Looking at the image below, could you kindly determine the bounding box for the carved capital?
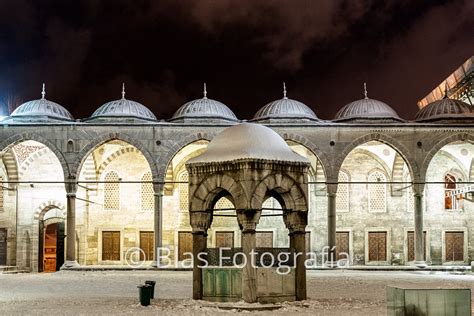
[236,209,261,233]
[284,211,308,234]
[65,175,78,195]
[190,211,212,233]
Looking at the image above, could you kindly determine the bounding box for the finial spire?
[121,83,125,99]
[283,82,287,99]
[41,83,46,99]
[203,82,207,98]
[363,82,368,99]
[443,81,448,99]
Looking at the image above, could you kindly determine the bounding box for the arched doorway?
[38,208,65,272]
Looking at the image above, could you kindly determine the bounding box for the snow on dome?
[170,83,237,121]
[415,98,474,122]
[10,84,73,121]
[253,83,318,121]
[187,123,309,164]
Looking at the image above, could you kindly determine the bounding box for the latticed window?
[104,171,120,210]
[215,197,234,210]
[368,171,387,213]
[141,172,154,211]
[0,176,3,210]
[179,172,189,212]
[406,175,415,212]
[336,171,350,212]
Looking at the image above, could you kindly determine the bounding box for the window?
[141,172,153,211]
[0,176,3,210]
[215,197,234,210]
[215,232,234,248]
[104,171,120,210]
[368,171,387,212]
[178,172,189,212]
[445,174,463,210]
[336,171,350,212]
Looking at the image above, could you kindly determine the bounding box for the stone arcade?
[0,80,473,274]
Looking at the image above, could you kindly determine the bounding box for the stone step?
[0,266,30,274]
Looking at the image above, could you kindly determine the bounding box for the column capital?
[65,175,78,195]
[190,211,212,233]
[236,209,261,233]
[283,211,308,234]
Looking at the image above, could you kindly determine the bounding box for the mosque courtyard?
[0,270,473,315]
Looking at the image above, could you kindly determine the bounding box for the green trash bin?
[138,284,152,306]
[145,281,156,299]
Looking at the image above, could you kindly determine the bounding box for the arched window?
[0,176,3,210]
[368,170,387,213]
[445,173,462,210]
[141,172,153,211]
[336,170,350,212]
[104,171,120,210]
[179,171,189,212]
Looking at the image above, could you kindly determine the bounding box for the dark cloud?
[0,0,472,120]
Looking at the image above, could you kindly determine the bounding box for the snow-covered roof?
[187,123,309,164]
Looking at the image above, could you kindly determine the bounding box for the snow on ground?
[1,270,474,315]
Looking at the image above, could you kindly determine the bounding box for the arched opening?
[161,140,209,262]
[338,140,414,265]
[425,141,473,264]
[76,139,154,265]
[0,139,66,270]
[38,207,65,273]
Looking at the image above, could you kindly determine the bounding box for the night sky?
[0,0,472,120]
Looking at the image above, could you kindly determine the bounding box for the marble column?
[152,184,163,267]
[414,188,426,267]
[62,177,79,268]
[192,231,207,299]
[293,230,307,300]
[326,185,337,266]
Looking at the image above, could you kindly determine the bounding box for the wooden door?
[178,232,193,261]
[407,231,426,262]
[215,232,234,248]
[368,232,387,262]
[56,222,65,271]
[336,232,350,260]
[256,232,273,248]
[140,231,154,261]
[445,232,464,261]
[102,231,120,261]
[0,228,6,265]
[43,223,57,272]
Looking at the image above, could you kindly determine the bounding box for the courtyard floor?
[1,270,473,315]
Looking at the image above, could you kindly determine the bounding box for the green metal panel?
[387,286,471,316]
[202,268,242,302]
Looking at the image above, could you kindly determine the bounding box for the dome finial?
[443,81,448,99]
[364,82,368,99]
[41,83,46,99]
[203,82,207,99]
[121,83,126,99]
[283,82,288,99]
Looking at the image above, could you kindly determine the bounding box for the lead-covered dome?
[415,97,474,122]
[86,85,157,122]
[253,84,318,122]
[170,85,237,122]
[9,85,73,122]
[187,123,309,164]
[334,85,402,123]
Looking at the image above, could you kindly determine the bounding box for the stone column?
[413,183,426,267]
[293,230,307,300]
[190,211,211,300]
[237,209,261,303]
[152,183,163,267]
[62,176,79,269]
[327,181,338,266]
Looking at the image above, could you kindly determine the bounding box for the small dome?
[10,85,73,121]
[253,98,318,121]
[253,84,318,121]
[334,98,402,122]
[90,99,157,121]
[187,123,309,164]
[88,84,157,121]
[415,98,474,122]
[171,98,237,121]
